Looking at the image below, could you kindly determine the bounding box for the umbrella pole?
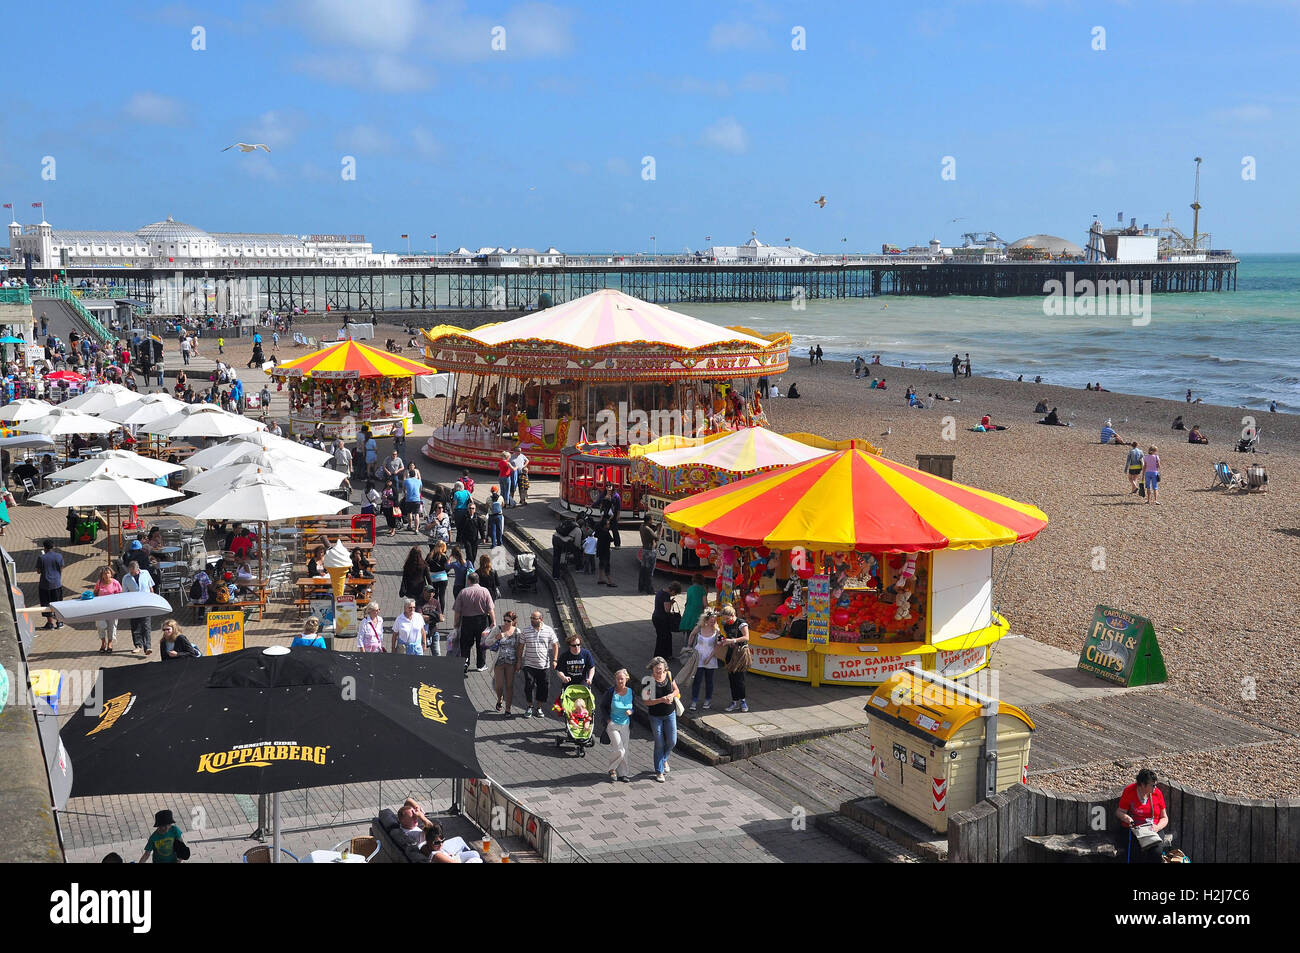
[273,791,281,863]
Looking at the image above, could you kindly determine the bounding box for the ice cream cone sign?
[324,541,352,598]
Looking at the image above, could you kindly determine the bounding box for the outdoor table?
[155,545,182,556]
[302,850,367,864]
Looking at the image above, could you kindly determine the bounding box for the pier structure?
[17,258,1237,314]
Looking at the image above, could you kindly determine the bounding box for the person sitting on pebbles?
[1188,424,1209,445]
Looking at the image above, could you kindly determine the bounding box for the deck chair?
[1211,461,1244,490]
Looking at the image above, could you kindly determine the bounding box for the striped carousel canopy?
[634,428,866,476]
[271,340,435,380]
[662,448,1048,553]
[428,289,778,351]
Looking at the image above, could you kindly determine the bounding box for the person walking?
[486,486,504,548]
[451,571,495,674]
[425,539,450,613]
[36,539,66,630]
[652,581,682,659]
[719,604,751,712]
[519,610,558,719]
[1143,445,1161,505]
[475,553,501,600]
[1125,442,1145,494]
[556,633,595,689]
[217,335,224,355]
[598,668,636,783]
[951,353,961,378]
[485,611,522,716]
[402,464,424,534]
[644,656,680,782]
[497,451,515,506]
[180,336,191,366]
[637,512,658,594]
[463,502,483,565]
[508,447,529,505]
[679,572,707,637]
[139,809,187,864]
[964,353,972,378]
[121,558,156,655]
[380,478,399,537]
[595,516,616,587]
[391,599,428,655]
[448,545,470,600]
[358,602,385,652]
[399,546,428,601]
[600,482,622,548]
[92,566,122,653]
[687,608,722,711]
[428,500,451,546]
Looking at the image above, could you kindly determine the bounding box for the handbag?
[173,837,190,861]
[600,728,610,745]
[673,696,686,717]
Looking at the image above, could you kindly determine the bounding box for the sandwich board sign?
[1077,605,1166,687]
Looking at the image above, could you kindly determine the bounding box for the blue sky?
[2,0,1297,253]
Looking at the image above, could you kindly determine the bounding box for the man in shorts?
[401,464,424,534]
[1125,442,1144,494]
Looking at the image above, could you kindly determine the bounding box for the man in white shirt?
[121,559,157,655]
[391,599,427,655]
[332,439,352,473]
[518,610,558,718]
[508,448,529,507]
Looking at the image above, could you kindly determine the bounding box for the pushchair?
[553,683,597,757]
[510,552,539,593]
[1236,429,1260,453]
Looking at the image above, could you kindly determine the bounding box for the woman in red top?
[1115,768,1169,862]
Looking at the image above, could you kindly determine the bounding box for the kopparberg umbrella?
[60,646,481,861]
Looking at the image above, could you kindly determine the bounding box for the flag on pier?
[32,202,42,208]
[400,234,409,239]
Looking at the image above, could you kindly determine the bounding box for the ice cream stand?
[662,449,1048,687]
[629,427,876,574]
[270,340,434,438]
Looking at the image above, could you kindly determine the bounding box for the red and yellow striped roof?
[271,340,435,379]
[663,449,1048,553]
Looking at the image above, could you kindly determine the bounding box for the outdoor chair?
[331,836,381,862]
[20,478,36,502]
[242,845,299,863]
[1212,461,1244,491]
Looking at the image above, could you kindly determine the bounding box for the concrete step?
[838,795,949,862]
[813,813,924,863]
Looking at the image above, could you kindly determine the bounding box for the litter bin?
[864,668,1033,833]
[915,454,955,480]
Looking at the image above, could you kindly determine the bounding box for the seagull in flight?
[814,195,827,208]
[223,143,271,153]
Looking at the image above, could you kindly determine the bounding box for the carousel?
[663,449,1048,687]
[629,427,875,573]
[270,340,434,438]
[420,289,790,477]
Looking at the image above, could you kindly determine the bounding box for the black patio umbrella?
[60,645,481,860]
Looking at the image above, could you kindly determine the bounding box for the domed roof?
[137,215,212,243]
[1010,234,1083,256]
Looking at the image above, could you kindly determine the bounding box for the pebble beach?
[763,360,1300,796]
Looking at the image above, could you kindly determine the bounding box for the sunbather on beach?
[1188,425,1209,444]
[978,415,1008,431]
[1037,407,1070,426]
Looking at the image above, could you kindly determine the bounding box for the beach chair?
[1211,462,1244,491]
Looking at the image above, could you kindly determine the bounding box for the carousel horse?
[485,384,500,415]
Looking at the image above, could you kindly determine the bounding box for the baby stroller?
[1236,429,1260,453]
[553,683,597,757]
[510,552,538,593]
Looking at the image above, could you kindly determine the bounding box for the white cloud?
[1211,104,1272,122]
[124,92,186,126]
[700,116,748,153]
[412,127,442,159]
[605,157,630,175]
[566,159,592,175]
[294,0,422,51]
[506,2,575,56]
[238,157,279,182]
[737,72,787,94]
[708,21,767,51]
[371,57,436,92]
[241,110,307,150]
[337,124,396,154]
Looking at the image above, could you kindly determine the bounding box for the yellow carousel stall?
[270,340,435,438]
[421,289,789,476]
[663,449,1049,687]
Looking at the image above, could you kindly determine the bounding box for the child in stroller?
[510,552,538,593]
[553,683,597,756]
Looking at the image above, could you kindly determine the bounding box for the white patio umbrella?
[0,434,57,451]
[47,450,184,483]
[0,398,55,421]
[181,452,345,494]
[100,392,187,426]
[167,472,348,523]
[61,383,144,415]
[143,404,264,439]
[17,407,119,436]
[184,431,333,469]
[32,473,183,509]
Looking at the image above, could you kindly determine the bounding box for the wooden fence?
[948,782,1300,863]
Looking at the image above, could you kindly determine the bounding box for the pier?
[20,257,1237,313]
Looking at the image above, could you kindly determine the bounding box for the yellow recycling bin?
[864,668,1034,833]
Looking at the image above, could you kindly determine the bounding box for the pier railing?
[0,288,32,304]
[34,284,115,344]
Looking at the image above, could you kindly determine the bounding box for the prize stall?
[663,449,1048,687]
[270,340,434,438]
[421,289,789,477]
[629,427,875,574]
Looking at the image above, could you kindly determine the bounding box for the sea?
[687,254,1300,414]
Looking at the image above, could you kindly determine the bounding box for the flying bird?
[223,143,271,153]
[814,195,827,208]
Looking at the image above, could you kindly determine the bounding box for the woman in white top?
[485,610,522,716]
[688,608,722,711]
[391,599,427,655]
[428,502,451,544]
[358,602,385,653]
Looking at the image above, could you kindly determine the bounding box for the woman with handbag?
[475,553,501,601]
[687,608,723,711]
[426,539,450,612]
[651,581,682,659]
[598,668,635,783]
[718,604,751,713]
[644,656,681,783]
[381,479,400,537]
[485,610,522,716]
[358,602,385,653]
[399,546,428,600]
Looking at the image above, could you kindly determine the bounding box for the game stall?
[662,449,1049,687]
